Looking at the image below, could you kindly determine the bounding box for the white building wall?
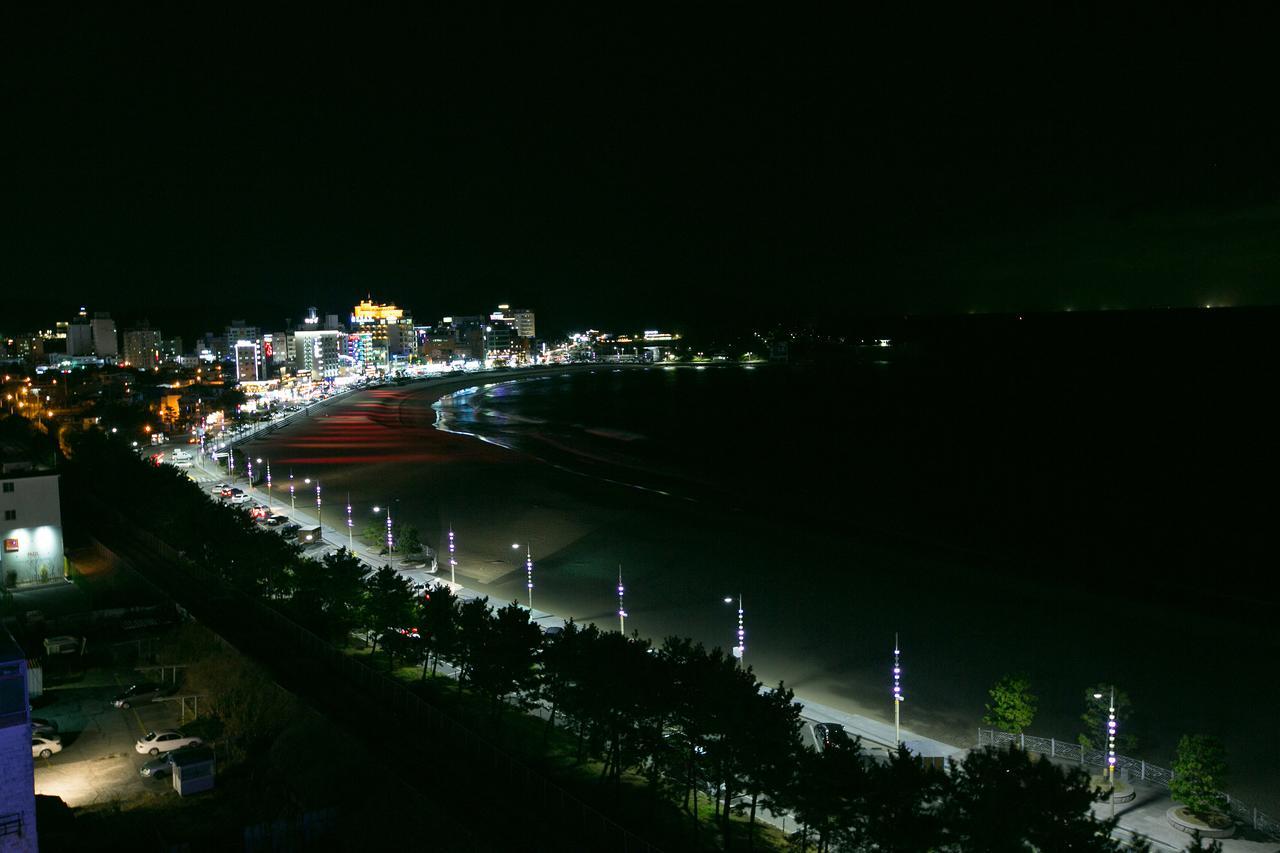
[0,474,65,586]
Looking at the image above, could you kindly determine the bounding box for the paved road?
[32,667,188,807]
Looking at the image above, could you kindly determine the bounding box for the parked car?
[112,682,167,709]
[43,635,81,655]
[31,717,58,735]
[278,522,301,538]
[265,515,289,527]
[32,733,62,759]
[139,747,196,779]
[136,729,202,756]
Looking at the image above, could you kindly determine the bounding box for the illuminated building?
[90,312,118,358]
[292,329,342,380]
[123,327,163,368]
[0,459,65,587]
[233,340,261,382]
[350,298,412,369]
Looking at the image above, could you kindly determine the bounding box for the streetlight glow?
[448,525,456,585]
[893,633,905,747]
[525,545,534,610]
[617,566,627,634]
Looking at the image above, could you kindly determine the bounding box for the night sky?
[4,7,1279,338]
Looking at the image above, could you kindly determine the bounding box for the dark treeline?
[57,427,1178,851]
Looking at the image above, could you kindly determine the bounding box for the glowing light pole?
[893,633,905,747]
[246,456,253,493]
[448,525,457,584]
[513,543,533,609]
[386,503,394,554]
[289,469,296,510]
[315,480,322,527]
[264,460,272,508]
[346,492,353,547]
[724,594,745,667]
[1095,688,1118,816]
[617,566,627,634]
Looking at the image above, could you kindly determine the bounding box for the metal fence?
[977,728,1279,839]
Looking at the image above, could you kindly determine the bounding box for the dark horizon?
[5,8,1280,337]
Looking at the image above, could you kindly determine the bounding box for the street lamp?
[315,480,322,527]
[893,634,905,748]
[246,457,254,493]
[448,525,457,584]
[617,566,627,634]
[724,594,744,666]
[289,469,295,509]
[264,460,272,508]
[346,492,353,547]
[512,543,533,609]
[1093,689,1118,816]
[373,504,396,554]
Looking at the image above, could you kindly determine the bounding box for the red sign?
[264,341,274,358]
[3,539,18,553]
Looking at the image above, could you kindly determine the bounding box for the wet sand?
[242,371,1280,810]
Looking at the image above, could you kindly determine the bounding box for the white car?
[136,730,202,756]
[228,493,252,505]
[210,483,231,495]
[32,734,63,759]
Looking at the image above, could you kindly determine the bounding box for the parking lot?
[32,667,189,806]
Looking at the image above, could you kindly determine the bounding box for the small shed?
[170,747,216,796]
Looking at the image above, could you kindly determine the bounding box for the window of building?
[1,482,12,493]
[3,510,14,521]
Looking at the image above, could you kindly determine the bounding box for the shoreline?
[232,367,1280,812]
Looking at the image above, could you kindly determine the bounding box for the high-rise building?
[66,308,93,357]
[233,340,261,383]
[91,312,118,358]
[350,298,411,368]
[225,320,260,349]
[293,329,342,381]
[123,327,163,368]
[512,308,536,339]
[492,305,536,339]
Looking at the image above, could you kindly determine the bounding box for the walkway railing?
[977,728,1279,839]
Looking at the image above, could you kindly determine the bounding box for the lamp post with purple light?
[289,469,295,510]
[724,594,744,667]
[893,633,904,748]
[617,567,627,634]
[448,525,457,584]
[346,492,353,547]
[511,543,533,609]
[264,460,272,508]
[373,504,395,554]
[1094,688,1118,816]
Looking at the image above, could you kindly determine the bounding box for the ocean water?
[434,351,1275,597]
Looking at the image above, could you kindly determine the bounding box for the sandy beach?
[240,369,1280,810]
